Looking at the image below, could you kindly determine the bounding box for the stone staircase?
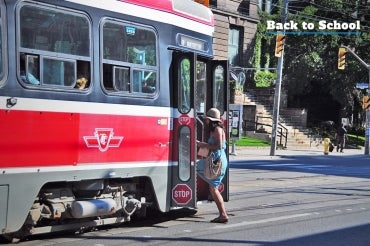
[236,89,322,150]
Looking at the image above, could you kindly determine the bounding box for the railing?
[244,116,288,148]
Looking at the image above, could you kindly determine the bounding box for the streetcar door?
[170,51,197,208]
[196,60,229,202]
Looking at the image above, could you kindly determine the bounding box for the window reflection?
[179,58,191,113]
[195,61,206,113]
[43,58,75,86]
[178,126,191,181]
[213,65,225,112]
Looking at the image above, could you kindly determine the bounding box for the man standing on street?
[336,124,347,153]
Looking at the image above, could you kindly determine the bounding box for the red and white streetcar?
[0,0,229,241]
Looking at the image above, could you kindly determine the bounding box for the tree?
[254,0,370,127]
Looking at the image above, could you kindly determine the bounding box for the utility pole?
[367,69,370,155]
[342,46,370,155]
[270,0,288,156]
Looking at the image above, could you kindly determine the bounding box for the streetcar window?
[178,126,191,182]
[20,54,40,85]
[195,61,206,113]
[102,19,158,96]
[17,3,91,90]
[213,65,225,113]
[132,70,156,94]
[0,2,6,85]
[43,58,75,87]
[179,58,191,113]
[113,66,130,92]
[19,5,89,56]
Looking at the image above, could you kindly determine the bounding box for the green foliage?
[256,0,370,126]
[253,33,262,69]
[348,126,365,136]
[127,46,156,66]
[252,10,276,71]
[229,79,236,103]
[303,51,322,68]
[254,71,276,87]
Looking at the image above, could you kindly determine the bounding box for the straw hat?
[205,108,222,122]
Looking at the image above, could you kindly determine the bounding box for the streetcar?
[0,0,229,241]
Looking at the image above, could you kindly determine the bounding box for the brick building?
[208,0,260,67]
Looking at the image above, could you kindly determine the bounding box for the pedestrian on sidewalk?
[335,124,347,153]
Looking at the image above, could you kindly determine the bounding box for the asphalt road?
[230,146,370,178]
[8,147,370,246]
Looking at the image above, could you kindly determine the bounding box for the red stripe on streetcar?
[0,110,170,168]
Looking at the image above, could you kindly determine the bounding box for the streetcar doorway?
[196,60,229,202]
[170,51,229,208]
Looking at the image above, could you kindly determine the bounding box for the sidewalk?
[229,146,365,161]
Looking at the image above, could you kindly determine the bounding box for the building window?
[238,0,250,16]
[228,26,243,66]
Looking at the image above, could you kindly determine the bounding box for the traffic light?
[363,96,370,109]
[193,0,209,6]
[338,47,347,70]
[274,34,285,57]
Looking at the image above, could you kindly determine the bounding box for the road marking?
[259,163,329,168]
[213,213,312,229]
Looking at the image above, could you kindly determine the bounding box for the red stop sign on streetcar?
[178,115,190,125]
[172,184,192,205]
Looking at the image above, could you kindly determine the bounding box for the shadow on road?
[230,152,370,179]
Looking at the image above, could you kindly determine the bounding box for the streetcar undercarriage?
[3,177,155,243]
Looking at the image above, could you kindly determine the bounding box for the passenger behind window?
[21,71,40,85]
[75,61,90,89]
[142,79,155,93]
[20,53,40,85]
[75,76,89,89]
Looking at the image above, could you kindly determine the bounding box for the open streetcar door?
[171,51,198,208]
[170,51,229,208]
[196,60,229,202]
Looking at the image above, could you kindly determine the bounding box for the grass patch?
[347,134,365,148]
[230,137,270,147]
[348,134,365,141]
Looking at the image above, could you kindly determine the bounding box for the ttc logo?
[83,128,124,152]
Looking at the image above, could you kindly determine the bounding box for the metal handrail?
[245,116,288,148]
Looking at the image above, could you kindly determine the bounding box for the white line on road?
[214,213,313,229]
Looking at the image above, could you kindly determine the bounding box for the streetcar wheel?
[2,233,22,243]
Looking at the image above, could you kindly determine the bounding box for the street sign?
[356,83,368,89]
[172,184,192,205]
